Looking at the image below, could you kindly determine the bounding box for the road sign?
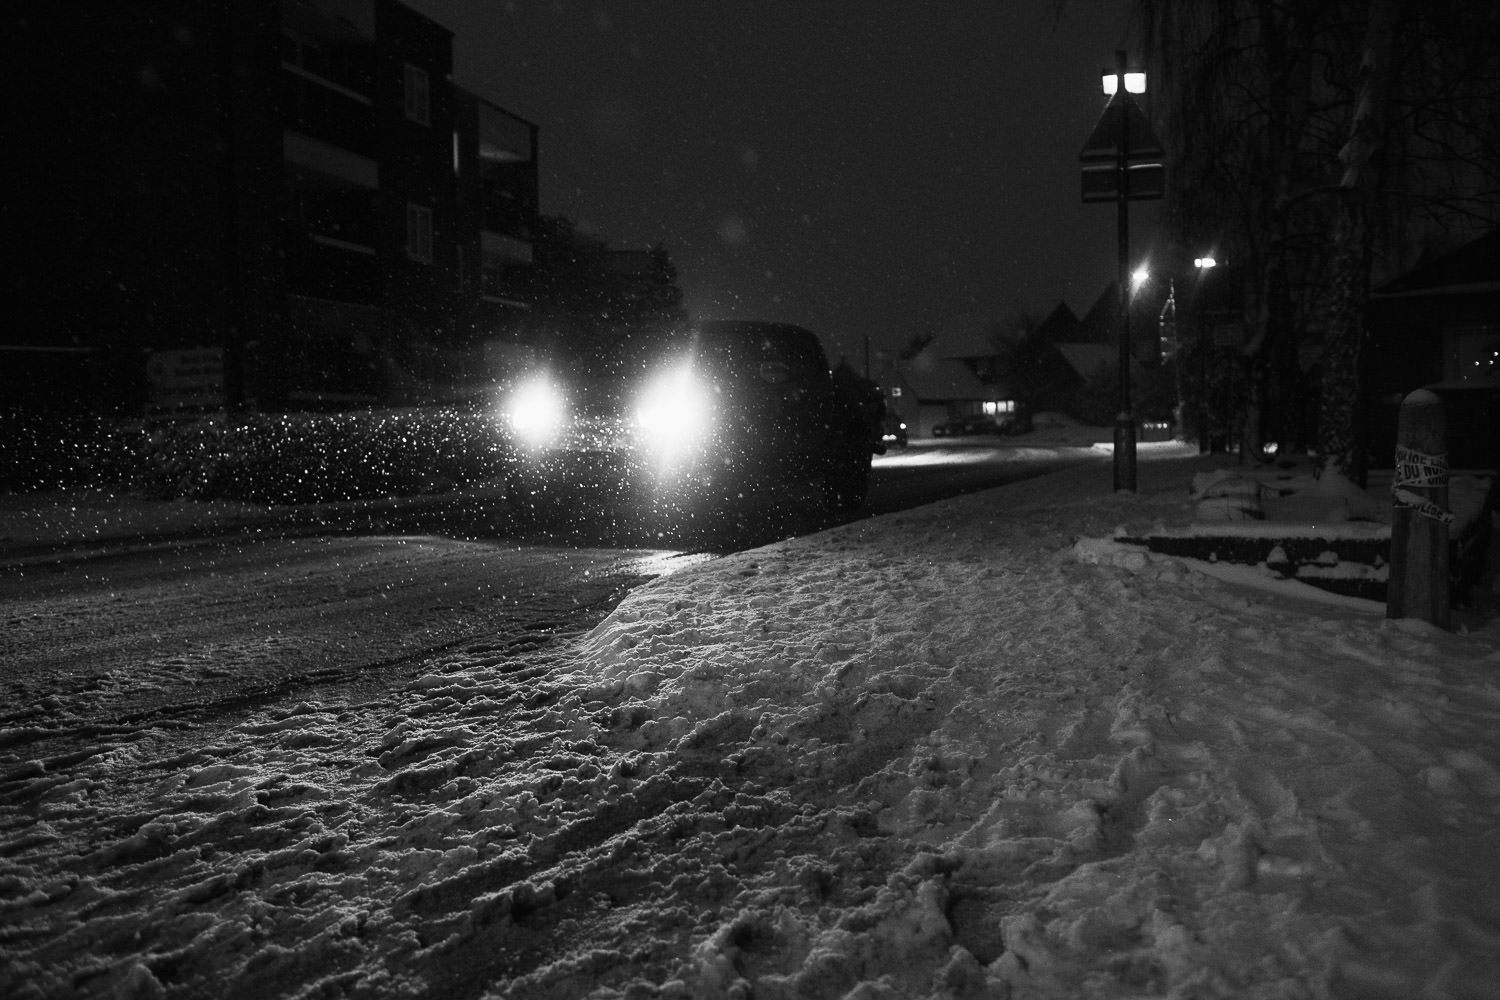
[1079,92,1164,162]
[146,347,225,415]
[1081,162,1164,202]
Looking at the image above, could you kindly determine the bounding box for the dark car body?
[932,414,1005,437]
[501,320,875,512]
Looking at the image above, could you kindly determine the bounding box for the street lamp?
[1080,51,1163,490]
[1131,264,1152,293]
[1108,52,1143,492]
[1102,70,1147,96]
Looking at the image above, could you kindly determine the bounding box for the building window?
[404,63,430,125]
[406,203,433,263]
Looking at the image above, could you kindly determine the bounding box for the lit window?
[404,63,430,125]
[406,203,433,263]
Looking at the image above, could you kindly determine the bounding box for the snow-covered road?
[0,535,675,755]
[2,442,1497,999]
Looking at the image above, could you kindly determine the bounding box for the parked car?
[500,319,877,513]
[932,414,1005,437]
[880,415,909,450]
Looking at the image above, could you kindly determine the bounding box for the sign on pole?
[1079,93,1164,162]
[1081,162,1164,202]
[147,347,226,417]
[1079,92,1165,203]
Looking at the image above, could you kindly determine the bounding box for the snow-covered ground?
[2,433,1499,999]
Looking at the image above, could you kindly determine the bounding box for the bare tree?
[1134,0,1500,482]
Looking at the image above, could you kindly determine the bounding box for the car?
[499,319,876,514]
[932,414,1005,437]
[880,415,909,449]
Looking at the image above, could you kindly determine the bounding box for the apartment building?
[7,0,538,414]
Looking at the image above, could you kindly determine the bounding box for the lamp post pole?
[1193,256,1218,452]
[1112,50,1137,493]
[1082,51,1161,490]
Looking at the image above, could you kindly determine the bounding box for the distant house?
[981,298,1121,419]
[1031,302,1104,411]
[878,353,997,437]
[894,313,1021,429]
[889,292,1180,435]
[1367,229,1500,469]
[924,313,1005,382]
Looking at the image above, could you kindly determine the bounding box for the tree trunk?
[1320,190,1371,484]
[1317,0,1399,487]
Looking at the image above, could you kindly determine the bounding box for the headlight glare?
[506,375,567,449]
[635,365,712,466]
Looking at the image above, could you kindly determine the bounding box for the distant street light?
[1102,70,1147,96]
[1194,255,1223,453]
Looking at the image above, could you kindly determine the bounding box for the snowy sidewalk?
[2,443,1498,999]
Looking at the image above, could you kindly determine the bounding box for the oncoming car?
[498,320,876,516]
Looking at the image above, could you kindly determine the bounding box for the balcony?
[284,229,379,305]
[280,64,374,159]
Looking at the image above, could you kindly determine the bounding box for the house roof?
[1034,302,1082,345]
[1374,230,1500,297]
[889,353,992,402]
[926,312,1000,360]
[1078,284,1119,345]
[1056,343,1114,381]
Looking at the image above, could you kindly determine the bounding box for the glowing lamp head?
[1102,71,1147,96]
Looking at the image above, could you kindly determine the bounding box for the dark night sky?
[405,1,1158,364]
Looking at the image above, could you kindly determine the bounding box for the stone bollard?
[1386,389,1451,629]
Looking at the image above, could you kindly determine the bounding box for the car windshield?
[691,323,828,380]
[539,322,830,386]
[533,324,684,383]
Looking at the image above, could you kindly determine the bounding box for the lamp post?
[1081,52,1162,490]
[1108,53,1145,492]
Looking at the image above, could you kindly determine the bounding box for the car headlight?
[634,364,714,467]
[505,374,568,449]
